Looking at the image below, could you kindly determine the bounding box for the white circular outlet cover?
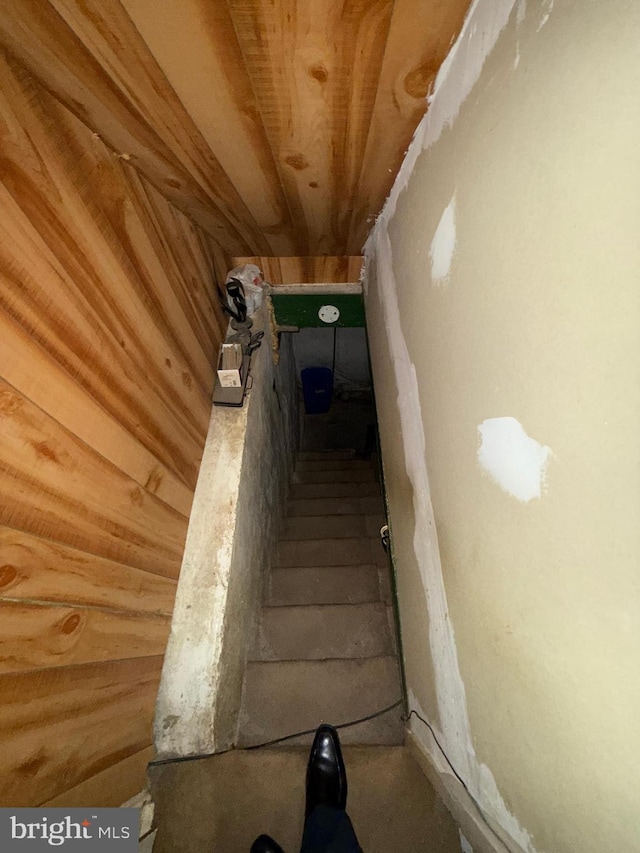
[318,304,340,324]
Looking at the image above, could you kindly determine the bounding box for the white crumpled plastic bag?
[224,263,265,317]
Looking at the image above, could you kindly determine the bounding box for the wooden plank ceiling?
[0,0,472,260]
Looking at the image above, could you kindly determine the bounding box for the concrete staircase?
[237,451,404,748]
[150,450,462,851]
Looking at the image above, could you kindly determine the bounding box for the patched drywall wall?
[155,316,297,756]
[365,1,640,852]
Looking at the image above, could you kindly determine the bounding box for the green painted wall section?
[271,294,365,327]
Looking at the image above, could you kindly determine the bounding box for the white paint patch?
[477,417,551,502]
[460,832,474,853]
[514,42,521,68]
[430,196,456,285]
[537,0,554,31]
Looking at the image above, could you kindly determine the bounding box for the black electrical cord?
[147,700,508,847]
[332,325,337,379]
[401,709,470,793]
[148,700,403,768]
[246,699,403,750]
[403,708,509,848]
[148,747,234,769]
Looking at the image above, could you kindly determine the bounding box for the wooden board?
[0,601,170,674]
[0,657,162,806]
[348,0,471,250]
[43,745,155,808]
[0,58,217,489]
[271,294,365,328]
[228,0,393,255]
[121,0,298,256]
[0,0,268,254]
[0,378,187,578]
[0,527,176,615]
[233,256,363,285]
[0,55,228,807]
[0,309,193,517]
[0,0,472,255]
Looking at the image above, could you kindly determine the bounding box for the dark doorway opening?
[290,326,376,456]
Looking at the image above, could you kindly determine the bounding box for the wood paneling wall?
[0,54,226,806]
[232,256,363,285]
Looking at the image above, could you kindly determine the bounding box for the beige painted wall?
[365,1,640,851]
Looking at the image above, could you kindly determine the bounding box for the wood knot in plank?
[32,442,60,464]
[145,468,164,494]
[404,63,437,99]
[285,153,309,171]
[130,487,144,507]
[0,390,23,416]
[60,613,82,635]
[309,63,328,83]
[0,565,18,589]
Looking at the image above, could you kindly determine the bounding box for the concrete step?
[365,515,387,537]
[253,603,393,661]
[378,565,393,604]
[280,514,368,540]
[238,657,404,747]
[280,514,385,540]
[267,565,381,606]
[297,450,357,461]
[289,482,381,500]
[296,459,373,472]
[286,495,385,517]
[291,469,375,484]
[150,746,461,853]
[274,537,373,568]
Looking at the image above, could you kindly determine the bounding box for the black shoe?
[305,724,347,819]
[250,834,284,853]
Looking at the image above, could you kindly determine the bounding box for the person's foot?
[250,834,285,853]
[305,724,347,819]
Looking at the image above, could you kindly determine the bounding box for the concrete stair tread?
[297,450,357,461]
[150,746,461,853]
[253,602,393,661]
[281,514,366,540]
[268,565,381,606]
[286,495,385,516]
[291,469,375,484]
[238,657,404,747]
[289,482,382,499]
[280,514,386,541]
[296,459,373,471]
[274,537,374,568]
